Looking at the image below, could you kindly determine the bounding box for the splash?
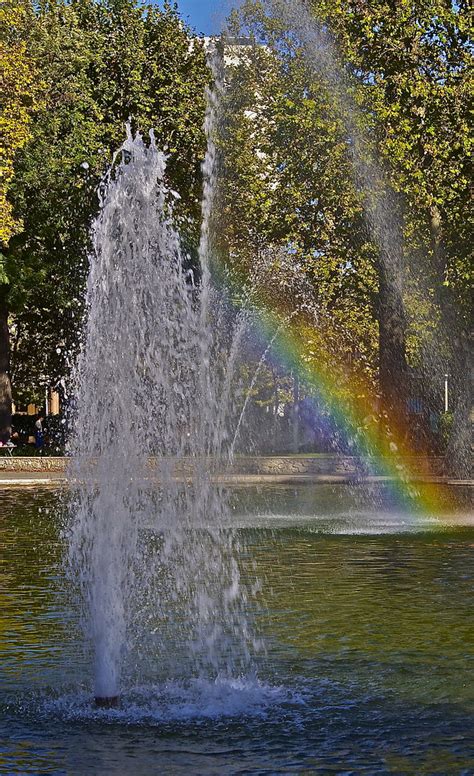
[66,127,255,702]
[42,678,298,725]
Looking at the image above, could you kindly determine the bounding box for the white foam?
[41,677,305,725]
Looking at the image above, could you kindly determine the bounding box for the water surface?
[1,486,473,775]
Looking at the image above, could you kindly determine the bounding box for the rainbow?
[222,281,452,517]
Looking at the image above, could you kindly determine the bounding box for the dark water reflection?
[1,486,473,775]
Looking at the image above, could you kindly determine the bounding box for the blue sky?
[162,1,235,35]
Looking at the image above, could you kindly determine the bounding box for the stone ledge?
[226,455,448,476]
[0,456,69,472]
[0,454,451,476]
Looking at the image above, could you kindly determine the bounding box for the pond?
[1,485,473,775]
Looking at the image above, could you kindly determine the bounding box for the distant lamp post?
[444,374,449,413]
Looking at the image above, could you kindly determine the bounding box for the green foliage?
[218,34,380,404]
[306,0,473,326]
[0,0,42,247]
[222,1,471,434]
[438,411,454,450]
[3,0,209,400]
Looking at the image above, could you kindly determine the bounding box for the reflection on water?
[0,485,473,775]
[228,482,473,531]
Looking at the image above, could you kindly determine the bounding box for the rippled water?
[1,486,473,775]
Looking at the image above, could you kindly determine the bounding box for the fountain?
[63,30,395,708]
[63,3,464,709]
[66,121,254,706]
[1,5,472,773]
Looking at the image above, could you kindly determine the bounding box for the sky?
[162,1,235,35]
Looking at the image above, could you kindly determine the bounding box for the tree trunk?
[378,257,408,438]
[430,206,472,478]
[0,285,12,443]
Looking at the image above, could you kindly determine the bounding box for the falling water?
[265,0,469,475]
[64,3,418,706]
[266,1,410,420]
[66,125,255,703]
[266,0,405,290]
[233,0,411,462]
[198,41,261,460]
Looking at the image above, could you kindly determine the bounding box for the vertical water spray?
[197,42,226,458]
[68,130,176,703]
[266,0,404,277]
[67,123,256,705]
[198,40,255,461]
[264,0,408,424]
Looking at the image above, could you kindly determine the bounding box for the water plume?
[66,125,255,702]
[264,0,405,284]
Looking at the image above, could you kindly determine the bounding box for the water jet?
[67,123,253,702]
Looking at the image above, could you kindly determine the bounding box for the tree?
[0,0,43,440]
[214,34,381,456]
[0,0,41,246]
[0,0,209,438]
[226,1,472,464]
